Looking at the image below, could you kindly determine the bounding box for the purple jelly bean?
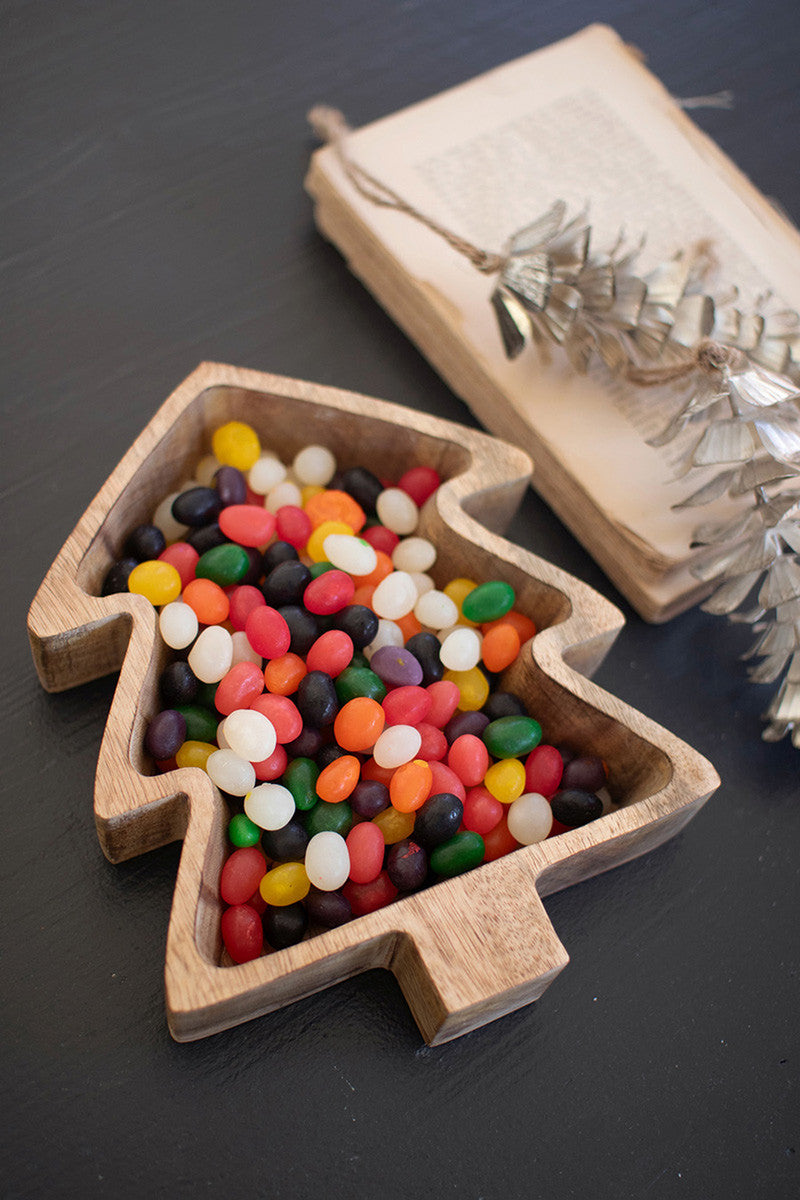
[369,645,423,688]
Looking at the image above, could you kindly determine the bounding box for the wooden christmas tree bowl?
[27,362,719,1044]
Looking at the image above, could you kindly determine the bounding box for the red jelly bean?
[245,605,291,659]
[425,680,461,728]
[397,465,441,507]
[228,584,266,631]
[361,757,396,787]
[342,871,398,916]
[275,504,312,549]
[303,570,356,615]
[361,525,399,555]
[215,661,264,715]
[482,814,521,862]
[345,822,385,884]
[427,760,466,803]
[220,846,268,906]
[447,734,490,787]
[305,629,354,676]
[525,744,564,797]
[250,693,303,744]
[158,541,199,588]
[382,685,432,727]
[416,722,448,762]
[252,743,288,781]
[221,904,263,963]
[218,504,276,547]
[463,784,503,835]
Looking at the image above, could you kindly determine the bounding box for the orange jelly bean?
[316,754,361,802]
[482,610,537,643]
[305,489,366,532]
[333,697,386,752]
[182,577,230,624]
[390,758,433,813]
[264,652,308,695]
[481,622,521,672]
[350,549,393,590]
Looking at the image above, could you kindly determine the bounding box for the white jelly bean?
[265,479,303,513]
[372,724,422,768]
[230,629,262,667]
[195,454,221,487]
[392,536,436,573]
[371,570,418,619]
[363,619,405,660]
[248,454,287,495]
[440,627,482,671]
[414,589,459,630]
[409,572,435,598]
[244,783,295,831]
[158,601,199,650]
[206,749,256,797]
[152,491,188,542]
[188,625,233,683]
[216,721,231,749]
[323,533,377,576]
[293,444,336,486]
[376,487,419,535]
[304,831,350,891]
[223,709,277,762]
[507,792,553,844]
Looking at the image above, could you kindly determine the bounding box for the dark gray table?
[3,3,798,1197]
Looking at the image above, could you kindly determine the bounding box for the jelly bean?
[524,744,564,796]
[334,665,387,705]
[220,846,267,905]
[440,627,483,671]
[259,861,310,906]
[482,609,537,643]
[442,666,490,711]
[296,671,339,728]
[363,619,404,660]
[332,604,379,650]
[414,792,464,848]
[381,684,431,727]
[483,715,543,759]
[176,739,216,771]
[183,577,230,625]
[308,561,335,580]
[262,816,309,862]
[262,560,311,606]
[339,467,383,514]
[362,524,400,555]
[461,579,515,624]
[303,570,356,615]
[231,629,262,667]
[152,491,188,541]
[278,605,320,656]
[127,560,183,606]
[342,871,398,916]
[404,632,444,685]
[244,782,295,831]
[303,799,353,839]
[429,831,485,877]
[158,601,199,650]
[212,420,261,471]
[266,479,303,513]
[248,454,286,495]
[194,455,220,486]
[227,584,266,632]
[215,662,264,715]
[292,444,336,486]
[330,698,385,759]
[125,522,167,561]
[350,779,390,820]
[484,758,526,804]
[160,660,199,706]
[392,536,436,573]
[186,522,228,555]
[172,486,222,528]
[376,487,419,534]
[416,722,448,762]
[483,691,528,721]
[264,901,308,949]
[245,605,291,659]
[323,533,377,576]
[425,680,461,729]
[427,760,467,804]
[157,542,199,589]
[462,785,503,835]
[282,757,320,811]
[373,724,422,769]
[370,645,423,689]
[371,571,418,620]
[361,757,396,787]
[221,904,263,963]
[481,814,521,861]
[264,652,308,696]
[551,788,604,827]
[253,743,288,782]
[264,539,299,569]
[389,759,432,813]
[101,556,139,595]
[145,709,187,760]
[386,839,428,891]
[372,805,415,844]
[346,822,385,884]
[561,755,607,793]
[442,577,479,624]
[275,503,312,549]
[173,704,218,744]
[447,734,490,787]
[218,504,276,548]
[414,588,459,630]
[481,622,522,672]
[206,749,257,796]
[305,631,353,678]
[306,519,354,563]
[507,792,553,844]
[188,625,233,683]
[195,542,251,586]
[228,812,262,847]
[316,754,361,803]
[306,889,352,928]
[397,465,441,506]
[305,489,366,533]
[305,830,350,891]
[444,710,489,743]
[223,709,277,762]
[395,610,422,643]
[350,548,394,591]
[214,464,248,506]
[285,726,323,759]
[250,693,303,744]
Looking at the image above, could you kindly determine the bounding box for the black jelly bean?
[561,755,607,793]
[444,710,490,744]
[186,522,230,554]
[264,902,308,950]
[262,560,311,606]
[316,743,351,769]
[101,556,139,596]
[124,523,166,561]
[213,465,247,506]
[551,788,604,827]
[296,671,339,727]
[386,839,428,891]
[413,792,464,848]
[404,631,444,685]
[159,660,199,706]
[339,466,384,514]
[240,547,264,587]
[285,725,324,758]
[144,709,187,760]
[306,889,352,928]
[262,540,299,571]
[482,690,528,721]
[350,779,390,820]
[171,486,222,527]
[333,603,380,650]
[261,817,309,862]
[279,605,320,656]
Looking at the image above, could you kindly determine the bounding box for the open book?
[305,23,800,622]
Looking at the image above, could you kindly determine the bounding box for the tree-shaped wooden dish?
[27,363,719,1044]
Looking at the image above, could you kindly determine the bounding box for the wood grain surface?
[3,3,799,1198]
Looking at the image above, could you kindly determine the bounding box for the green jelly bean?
[228,812,262,848]
[303,799,353,838]
[461,579,515,623]
[335,665,387,704]
[195,542,251,586]
[309,560,336,579]
[430,831,485,877]
[282,757,320,811]
[175,704,220,744]
[196,681,222,712]
[483,715,542,759]
[349,650,370,671]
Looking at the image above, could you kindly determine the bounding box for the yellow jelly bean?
[211,421,261,471]
[484,758,526,804]
[443,577,479,626]
[372,806,415,844]
[127,560,182,606]
[175,740,217,771]
[300,483,326,506]
[442,666,490,712]
[305,519,354,563]
[259,861,310,906]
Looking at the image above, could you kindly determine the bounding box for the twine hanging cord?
[625,338,747,386]
[308,105,505,274]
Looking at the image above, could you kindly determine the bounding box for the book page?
[311,24,800,571]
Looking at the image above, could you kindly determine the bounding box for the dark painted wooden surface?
[3,2,798,1196]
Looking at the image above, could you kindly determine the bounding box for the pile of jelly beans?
[102,419,610,964]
